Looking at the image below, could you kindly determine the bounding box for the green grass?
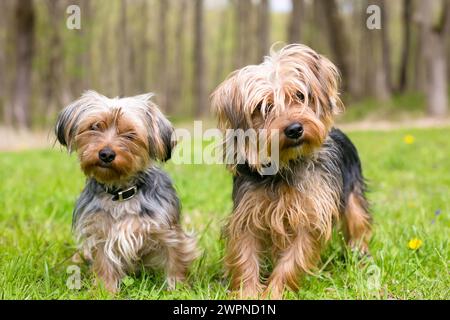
[0,127,449,299]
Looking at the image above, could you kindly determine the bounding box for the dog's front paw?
[167,275,186,291]
[261,289,284,300]
[230,284,265,300]
[92,275,120,294]
[71,250,93,265]
[261,282,286,300]
[71,252,84,264]
[348,241,371,259]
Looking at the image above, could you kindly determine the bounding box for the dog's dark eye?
[123,132,136,141]
[296,91,305,102]
[255,102,273,113]
[90,123,100,131]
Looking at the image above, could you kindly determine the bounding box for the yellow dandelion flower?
[403,135,415,144]
[408,238,423,250]
[407,202,416,208]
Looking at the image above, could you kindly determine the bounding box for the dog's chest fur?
[95,192,143,220]
[230,146,343,244]
[70,167,181,269]
[72,166,180,229]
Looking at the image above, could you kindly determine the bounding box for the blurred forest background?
[0,0,449,130]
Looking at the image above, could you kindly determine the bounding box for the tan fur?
[264,227,321,299]
[225,231,265,298]
[212,44,371,299]
[57,91,197,293]
[342,192,372,254]
[211,44,343,174]
[77,212,197,292]
[225,168,341,299]
[75,111,151,185]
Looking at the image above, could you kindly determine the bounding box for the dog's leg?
[342,191,372,254]
[155,226,198,290]
[264,229,321,299]
[71,243,94,264]
[225,232,264,299]
[76,212,122,292]
[93,216,145,293]
[92,244,123,293]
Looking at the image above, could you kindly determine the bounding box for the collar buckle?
[117,185,137,201]
[104,185,138,202]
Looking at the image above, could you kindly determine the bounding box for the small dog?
[211,44,372,299]
[55,91,197,293]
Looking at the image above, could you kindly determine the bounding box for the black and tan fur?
[211,44,372,299]
[55,91,198,293]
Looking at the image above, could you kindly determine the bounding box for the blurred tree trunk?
[317,0,352,94]
[214,3,231,85]
[68,0,90,99]
[169,0,188,113]
[98,4,114,97]
[379,0,392,96]
[350,0,365,99]
[257,0,270,61]
[287,0,303,44]
[44,0,63,121]
[12,0,35,129]
[448,12,450,84]
[118,0,128,96]
[360,0,390,101]
[310,0,327,53]
[194,0,207,117]
[0,0,10,125]
[363,3,375,97]
[157,0,169,110]
[417,0,449,116]
[127,5,137,94]
[138,0,150,93]
[82,0,92,91]
[365,0,391,101]
[414,12,427,92]
[398,0,412,92]
[233,0,252,68]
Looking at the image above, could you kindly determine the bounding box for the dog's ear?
[137,94,175,162]
[211,72,246,130]
[151,114,175,162]
[279,44,344,117]
[55,95,85,151]
[55,107,71,148]
[55,90,105,152]
[316,55,344,115]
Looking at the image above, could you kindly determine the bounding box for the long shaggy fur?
[211,44,372,299]
[211,44,344,174]
[55,91,198,292]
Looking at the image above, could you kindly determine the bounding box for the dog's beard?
[77,143,148,185]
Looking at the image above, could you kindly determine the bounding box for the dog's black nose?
[98,147,116,163]
[284,123,304,139]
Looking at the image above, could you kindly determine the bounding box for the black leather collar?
[103,185,139,201]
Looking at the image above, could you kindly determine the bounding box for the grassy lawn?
[0,127,449,300]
